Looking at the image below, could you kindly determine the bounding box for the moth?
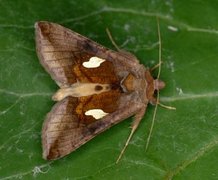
[35,21,166,161]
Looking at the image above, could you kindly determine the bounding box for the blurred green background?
[0,0,218,179]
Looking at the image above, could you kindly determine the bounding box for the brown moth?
[35,21,165,161]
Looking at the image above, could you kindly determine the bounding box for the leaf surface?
[0,0,218,179]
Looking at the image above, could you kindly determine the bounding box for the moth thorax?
[121,73,145,92]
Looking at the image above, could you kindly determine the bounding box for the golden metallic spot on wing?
[85,109,108,119]
[82,57,106,68]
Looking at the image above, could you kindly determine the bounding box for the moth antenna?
[146,19,176,151]
[106,28,121,51]
[150,61,163,72]
[145,17,162,152]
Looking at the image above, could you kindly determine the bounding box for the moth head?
[154,79,165,90]
[145,69,165,104]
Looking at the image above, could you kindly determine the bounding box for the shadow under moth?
[35,21,166,162]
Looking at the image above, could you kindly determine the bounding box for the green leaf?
[0,0,218,179]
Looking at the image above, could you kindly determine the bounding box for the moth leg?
[157,102,176,110]
[150,98,176,110]
[106,28,121,51]
[150,61,163,72]
[116,104,147,163]
[106,28,139,64]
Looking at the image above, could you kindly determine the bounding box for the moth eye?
[95,85,103,91]
[85,109,108,119]
[82,57,106,68]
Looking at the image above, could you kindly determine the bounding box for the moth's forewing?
[35,22,137,87]
[35,22,146,160]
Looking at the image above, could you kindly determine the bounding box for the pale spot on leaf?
[168,26,178,32]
